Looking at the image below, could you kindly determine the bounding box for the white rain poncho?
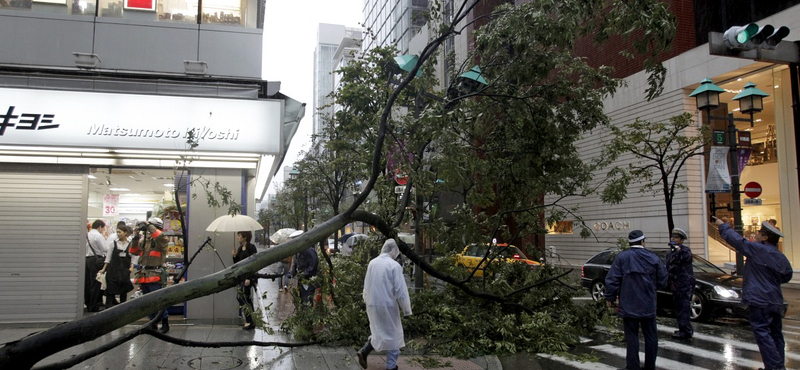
[362,239,412,351]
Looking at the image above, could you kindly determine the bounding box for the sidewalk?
[0,262,501,370]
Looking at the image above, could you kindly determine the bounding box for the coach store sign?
[593,220,631,231]
[0,87,282,154]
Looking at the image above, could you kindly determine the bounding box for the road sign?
[744,181,762,198]
[744,198,763,205]
[394,168,408,185]
[394,186,406,194]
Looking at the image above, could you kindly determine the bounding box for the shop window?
[1,0,32,11]
[548,221,573,235]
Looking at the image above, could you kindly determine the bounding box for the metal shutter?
[0,164,87,323]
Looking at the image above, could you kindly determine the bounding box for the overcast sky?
[262,0,363,197]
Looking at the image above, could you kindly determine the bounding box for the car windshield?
[692,254,726,274]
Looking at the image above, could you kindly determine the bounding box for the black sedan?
[580,249,752,321]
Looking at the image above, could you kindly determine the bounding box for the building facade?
[0,0,304,323]
[543,1,800,273]
[362,0,429,53]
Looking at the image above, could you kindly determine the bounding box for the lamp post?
[390,55,488,291]
[690,78,768,274]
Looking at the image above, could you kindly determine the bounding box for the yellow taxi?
[456,243,540,277]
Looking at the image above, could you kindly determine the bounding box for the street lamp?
[388,54,489,291]
[690,78,768,274]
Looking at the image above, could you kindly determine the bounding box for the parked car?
[579,249,782,321]
[456,243,540,277]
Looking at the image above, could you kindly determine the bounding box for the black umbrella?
[339,232,356,244]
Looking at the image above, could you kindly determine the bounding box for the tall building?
[362,0,429,53]
[0,1,304,322]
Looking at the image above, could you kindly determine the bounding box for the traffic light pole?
[705,112,754,274]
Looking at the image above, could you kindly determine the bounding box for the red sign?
[394,168,408,186]
[744,182,762,198]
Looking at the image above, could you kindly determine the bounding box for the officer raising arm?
[714,216,792,370]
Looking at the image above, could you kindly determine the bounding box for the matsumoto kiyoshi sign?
[0,87,282,154]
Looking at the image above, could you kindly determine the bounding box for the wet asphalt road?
[517,285,800,370]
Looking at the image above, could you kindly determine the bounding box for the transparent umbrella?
[205,214,263,232]
[270,228,298,244]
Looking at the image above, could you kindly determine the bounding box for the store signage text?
[593,221,631,231]
[0,106,58,135]
[86,125,240,141]
[0,87,282,154]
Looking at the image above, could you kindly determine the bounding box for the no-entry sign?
[744,182,762,198]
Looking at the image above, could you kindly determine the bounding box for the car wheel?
[591,281,605,302]
[690,292,707,321]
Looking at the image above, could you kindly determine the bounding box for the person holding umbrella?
[232,230,258,330]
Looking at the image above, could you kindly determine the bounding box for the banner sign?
[0,87,282,154]
[103,194,120,216]
[738,148,751,175]
[705,146,731,193]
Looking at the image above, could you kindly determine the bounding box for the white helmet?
[148,217,164,229]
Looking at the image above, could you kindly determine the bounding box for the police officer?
[605,230,668,370]
[666,227,694,339]
[130,217,170,333]
[715,217,792,370]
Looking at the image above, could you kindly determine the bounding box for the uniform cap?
[671,228,688,240]
[289,230,304,238]
[761,221,783,238]
[147,217,163,229]
[628,230,646,243]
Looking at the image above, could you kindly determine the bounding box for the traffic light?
[763,26,790,50]
[723,23,791,51]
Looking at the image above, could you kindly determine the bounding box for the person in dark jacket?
[666,227,694,339]
[286,230,319,306]
[233,230,259,330]
[605,230,668,370]
[715,217,792,370]
[130,217,170,333]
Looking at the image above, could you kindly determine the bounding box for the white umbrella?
[205,214,264,232]
[270,228,298,244]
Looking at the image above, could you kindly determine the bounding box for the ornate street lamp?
[691,78,768,274]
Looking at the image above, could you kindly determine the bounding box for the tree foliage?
[0,0,676,368]
[602,113,710,232]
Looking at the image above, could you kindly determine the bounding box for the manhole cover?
[186,356,244,370]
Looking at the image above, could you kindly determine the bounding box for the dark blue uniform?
[605,246,668,370]
[290,247,319,306]
[719,223,792,370]
[666,242,694,337]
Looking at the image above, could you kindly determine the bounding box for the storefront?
[544,10,799,272]
[0,76,302,323]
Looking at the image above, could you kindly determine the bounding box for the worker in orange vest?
[131,217,170,333]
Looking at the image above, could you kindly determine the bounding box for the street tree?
[602,113,709,232]
[0,0,677,368]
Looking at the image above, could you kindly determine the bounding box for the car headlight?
[714,285,739,299]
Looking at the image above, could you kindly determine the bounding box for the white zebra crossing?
[657,323,800,361]
[537,353,620,370]
[590,344,708,370]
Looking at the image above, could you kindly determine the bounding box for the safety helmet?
[148,217,164,229]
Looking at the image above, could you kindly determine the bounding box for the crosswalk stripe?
[783,329,800,336]
[590,344,708,370]
[659,341,800,370]
[657,324,800,361]
[537,353,619,370]
[784,324,800,331]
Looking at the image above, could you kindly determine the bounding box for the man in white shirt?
[85,219,108,312]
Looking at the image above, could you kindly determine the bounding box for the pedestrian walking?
[85,219,108,312]
[714,217,792,370]
[286,230,318,306]
[130,217,171,333]
[233,230,258,330]
[604,230,668,370]
[356,239,412,370]
[666,227,694,339]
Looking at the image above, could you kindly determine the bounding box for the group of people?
[604,221,792,370]
[84,217,172,333]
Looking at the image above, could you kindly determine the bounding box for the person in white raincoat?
[356,239,412,370]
